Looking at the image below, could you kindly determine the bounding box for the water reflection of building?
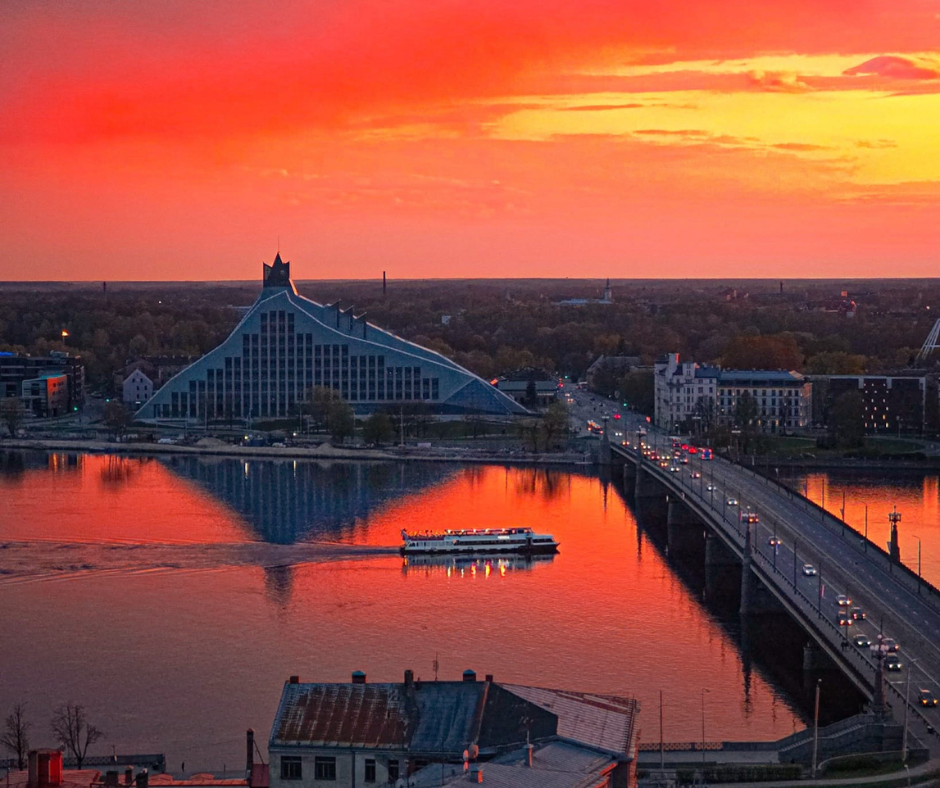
[162,457,455,544]
[402,553,555,578]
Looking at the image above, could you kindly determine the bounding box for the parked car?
[802,564,817,576]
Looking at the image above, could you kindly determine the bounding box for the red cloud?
[843,55,940,79]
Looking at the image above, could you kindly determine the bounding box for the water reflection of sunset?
[795,472,939,585]
[0,453,804,769]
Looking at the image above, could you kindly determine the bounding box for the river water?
[7,453,926,773]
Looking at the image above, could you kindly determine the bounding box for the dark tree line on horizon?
[2,279,940,395]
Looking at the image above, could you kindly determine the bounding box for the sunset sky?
[2,0,939,280]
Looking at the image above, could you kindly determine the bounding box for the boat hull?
[400,542,558,556]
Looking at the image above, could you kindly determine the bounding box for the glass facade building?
[137,255,527,422]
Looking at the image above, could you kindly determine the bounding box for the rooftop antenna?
[916,318,940,363]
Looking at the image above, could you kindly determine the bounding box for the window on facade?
[387,760,400,781]
[364,759,376,783]
[314,757,336,781]
[280,757,302,780]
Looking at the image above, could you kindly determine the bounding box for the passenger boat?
[400,527,559,555]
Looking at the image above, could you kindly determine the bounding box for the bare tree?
[1,703,31,770]
[51,703,103,769]
[0,398,25,438]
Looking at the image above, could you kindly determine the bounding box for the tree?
[734,392,758,453]
[51,703,103,769]
[326,399,355,443]
[103,400,130,439]
[0,398,25,438]
[722,334,803,371]
[618,370,654,415]
[2,704,31,770]
[829,391,865,448]
[306,386,340,432]
[362,412,394,445]
[541,400,570,447]
[524,379,538,408]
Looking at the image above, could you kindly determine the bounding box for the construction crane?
[916,318,940,363]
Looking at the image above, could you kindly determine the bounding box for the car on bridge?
[726,497,739,506]
[837,594,852,607]
[853,634,871,648]
[851,607,866,620]
[838,612,852,627]
[885,653,902,671]
[768,536,782,547]
[882,637,899,652]
[707,484,717,492]
[741,511,759,523]
[802,564,817,576]
[669,465,681,473]
[680,456,689,464]
[919,689,938,707]
[690,471,702,479]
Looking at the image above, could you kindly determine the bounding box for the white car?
[802,564,817,576]
[726,498,739,506]
[837,594,852,607]
[707,484,717,492]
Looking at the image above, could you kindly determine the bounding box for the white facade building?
[122,368,154,407]
[653,353,719,431]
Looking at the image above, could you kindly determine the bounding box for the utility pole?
[660,690,664,771]
[811,679,821,778]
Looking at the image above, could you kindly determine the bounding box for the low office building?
[268,670,639,788]
[821,375,925,434]
[21,372,70,417]
[0,350,85,412]
[495,367,558,409]
[137,255,526,422]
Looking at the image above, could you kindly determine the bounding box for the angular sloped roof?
[500,684,640,758]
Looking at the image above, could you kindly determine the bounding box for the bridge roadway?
[607,427,940,757]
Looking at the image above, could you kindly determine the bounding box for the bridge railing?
[640,456,940,742]
[732,460,940,615]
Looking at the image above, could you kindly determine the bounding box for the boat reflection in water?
[402,552,555,578]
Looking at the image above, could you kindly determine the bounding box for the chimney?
[404,670,414,688]
[526,743,534,767]
[289,675,299,684]
[463,669,476,682]
[137,770,148,788]
[105,771,120,788]
[469,764,483,783]
[352,670,366,684]
[484,674,494,683]
[246,729,255,775]
[124,768,134,786]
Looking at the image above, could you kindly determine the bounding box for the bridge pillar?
[635,465,665,499]
[740,522,753,616]
[705,532,740,600]
[598,417,612,466]
[622,461,636,486]
[666,498,702,555]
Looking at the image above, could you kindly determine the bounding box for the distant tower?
[383,271,387,296]
[603,278,612,303]
[779,281,783,294]
[102,282,107,294]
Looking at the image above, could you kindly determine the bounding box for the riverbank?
[0,437,593,465]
